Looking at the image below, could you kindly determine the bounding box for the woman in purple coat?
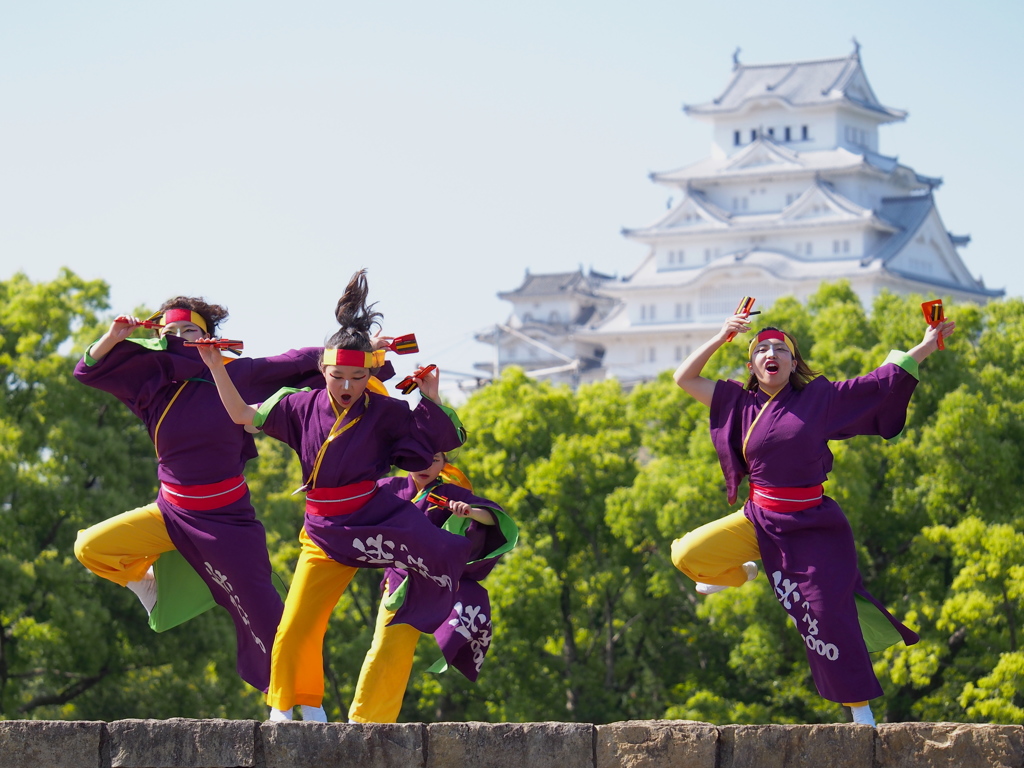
[198,270,474,723]
[73,297,322,696]
[671,311,955,727]
[348,453,518,723]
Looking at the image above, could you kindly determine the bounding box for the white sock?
[300,705,327,722]
[126,566,157,614]
[850,704,875,726]
[268,707,293,722]
[695,561,758,595]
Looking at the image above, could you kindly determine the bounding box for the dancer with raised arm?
[671,306,955,726]
[348,452,518,723]
[198,269,474,722]
[73,298,322,700]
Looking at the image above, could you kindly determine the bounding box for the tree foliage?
[3,271,1024,725]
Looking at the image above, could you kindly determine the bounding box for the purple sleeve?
[258,390,311,456]
[709,379,749,506]
[388,398,464,473]
[73,338,206,415]
[825,363,918,441]
[234,347,323,400]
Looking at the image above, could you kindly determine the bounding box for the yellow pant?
[348,589,422,723]
[671,510,761,588]
[74,503,174,586]
[671,511,868,709]
[266,527,357,710]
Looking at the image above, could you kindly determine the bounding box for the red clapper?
[397,364,437,395]
[184,338,245,351]
[921,300,945,351]
[426,490,450,510]
[725,296,756,342]
[114,314,164,329]
[388,334,419,355]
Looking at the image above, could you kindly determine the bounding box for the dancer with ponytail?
[73,297,323,697]
[671,310,955,726]
[198,269,474,723]
[348,452,517,723]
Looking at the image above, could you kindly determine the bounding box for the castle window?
[767,127,774,137]
[750,129,757,142]
[675,345,683,362]
[675,303,682,319]
[648,347,657,363]
[784,126,792,141]
[801,125,809,140]
[733,130,741,146]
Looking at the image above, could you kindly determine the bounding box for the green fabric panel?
[382,576,409,611]
[439,403,467,443]
[126,336,169,352]
[148,550,217,633]
[883,349,919,381]
[855,593,905,653]
[252,386,310,429]
[440,507,519,564]
[427,655,450,675]
[83,335,167,366]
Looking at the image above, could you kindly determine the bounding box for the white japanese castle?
[476,47,1002,387]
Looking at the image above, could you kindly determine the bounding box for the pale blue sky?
[3,1,1020,397]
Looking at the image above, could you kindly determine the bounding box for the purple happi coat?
[74,336,322,691]
[709,352,921,703]
[258,389,475,634]
[377,476,514,681]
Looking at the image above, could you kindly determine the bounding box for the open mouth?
[765,361,780,374]
[339,393,353,405]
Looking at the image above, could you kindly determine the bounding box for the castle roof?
[497,269,615,300]
[650,141,939,189]
[684,52,906,122]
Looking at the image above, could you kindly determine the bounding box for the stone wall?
[1,719,1022,768]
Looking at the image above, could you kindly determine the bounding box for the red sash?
[160,475,248,511]
[305,481,377,517]
[749,483,824,512]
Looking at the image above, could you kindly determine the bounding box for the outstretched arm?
[196,344,259,428]
[448,500,496,525]
[89,315,142,361]
[673,314,751,407]
[908,319,956,365]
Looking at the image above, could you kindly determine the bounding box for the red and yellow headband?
[748,329,795,359]
[161,308,208,333]
[322,348,387,368]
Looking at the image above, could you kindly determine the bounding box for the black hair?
[325,269,382,352]
[158,296,228,336]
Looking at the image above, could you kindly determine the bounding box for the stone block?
[595,720,717,768]
[719,723,874,768]
[0,720,105,768]
[876,722,1024,768]
[108,718,258,768]
[261,722,425,768]
[426,722,593,768]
